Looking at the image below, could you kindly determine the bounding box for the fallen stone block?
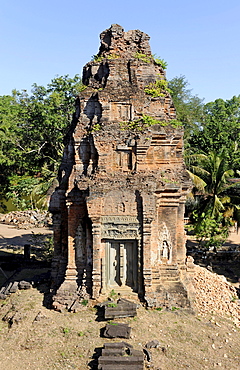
[98,342,144,370]
[103,323,131,339]
[18,280,32,290]
[2,283,12,296]
[9,281,19,293]
[145,339,160,348]
[104,298,137,319]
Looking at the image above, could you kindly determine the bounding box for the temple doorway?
[105,240,138,292]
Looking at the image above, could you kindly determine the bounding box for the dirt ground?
[0,287,239,370]
[0,223,52,248]
[0,223,239,370]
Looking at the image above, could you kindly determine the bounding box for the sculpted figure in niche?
[162,241,169,259]
[117,202,125,213]
[79,135,98,175]
[158,223,172,264]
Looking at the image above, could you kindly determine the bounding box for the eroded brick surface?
[49,24,194,310]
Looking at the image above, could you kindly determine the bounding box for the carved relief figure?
[117,202,125,213]
[74,223,85,260]
[158,223,172,264]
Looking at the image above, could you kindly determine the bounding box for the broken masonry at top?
[49,24,194,312]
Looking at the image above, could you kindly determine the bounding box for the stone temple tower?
[49,24,194,311]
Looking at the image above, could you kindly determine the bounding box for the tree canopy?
[0,73,239,249]
[0,74,84,210]
[168,75,204,141]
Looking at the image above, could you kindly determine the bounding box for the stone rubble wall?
[193,265,240,327]
[0,211,52,229]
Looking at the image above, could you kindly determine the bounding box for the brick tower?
[49,25,194,311]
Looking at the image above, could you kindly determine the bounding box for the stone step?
[152,276,180,283]
[152,269,179,275]
[160,282,188,294]
[98,342,144,370]
[104,298,137,319]
[152,271,180,279]
[151,280,181,288]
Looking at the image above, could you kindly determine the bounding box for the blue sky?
[1,0,240,103]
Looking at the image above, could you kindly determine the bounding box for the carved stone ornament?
[158,223,172,264]
[74,223,84,259]
[101,215,140,240]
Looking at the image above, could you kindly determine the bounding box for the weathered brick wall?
[49,24,194,310]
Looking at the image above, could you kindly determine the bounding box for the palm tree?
[30,163,59,210]
[186,150,240,247]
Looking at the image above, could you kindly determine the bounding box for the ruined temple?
[49,24,194,311]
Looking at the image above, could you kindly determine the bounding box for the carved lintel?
[101,215,140,240]
[101,215,138,224]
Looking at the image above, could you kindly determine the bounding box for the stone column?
[119,243,126,286]
[158,191,181,265]
[177,200,187,265]
[142,192,154,294]
[142,220,152,293]
[92,219,102,298]
[50,189,68,287]
[101,256,106,294]
[137,239,143,294]
[59,199,79,291]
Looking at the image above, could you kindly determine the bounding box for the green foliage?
[169,119,183,128]
[120,115,182,132]
[62,327,71,335]
[106,53,120,60]
[171,307,180,311]
[141,114,160,126]
[91,123,101,132]
[80,299,88,306]
[145,78,171,98]
[188,96,240,168]
[172,84,240,247]
[91,54,104,62]
[0,74,83,210]
[187,150,240,248]
[108,321,118,325]
[108,289,117,299]
[193,213,230,249]
[27,232,54,261]
[29,163,59,211]
[134,52,152,63]
[152,54,168,69]
[6,175,40,210]
[107,303,117,308]
[168,75,204,140]
[120,114,160,131]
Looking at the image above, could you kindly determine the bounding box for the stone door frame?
[102,238,141,293]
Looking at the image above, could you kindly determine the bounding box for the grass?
[62,327,71,335]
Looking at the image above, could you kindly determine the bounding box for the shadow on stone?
[88,346,102,370]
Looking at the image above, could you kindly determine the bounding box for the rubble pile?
[193,265,240,327]
[0,211,52,228]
